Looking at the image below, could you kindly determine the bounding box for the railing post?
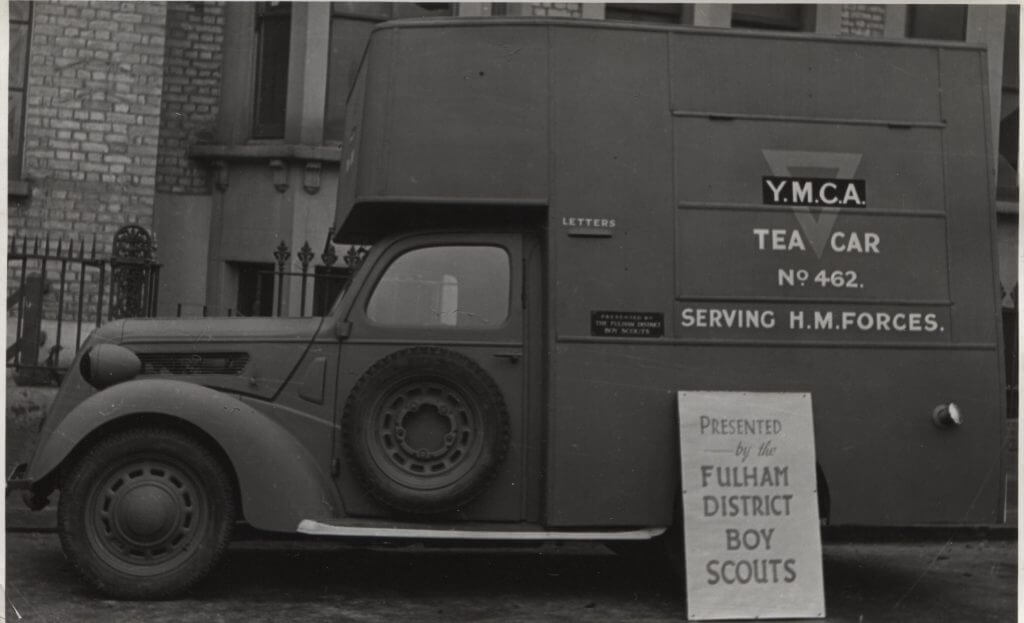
[150,265,161,316]
[52,237,68,371]
[15,275,47,385]
[273,241,291,317]
[297,241,314,317]
[75,238,86,350]
[109,224,156,319]
[15,236,29,359]
[94,235,105,327]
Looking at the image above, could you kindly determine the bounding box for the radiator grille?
[137,352,250,376]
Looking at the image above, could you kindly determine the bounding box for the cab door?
[332,232,537,522]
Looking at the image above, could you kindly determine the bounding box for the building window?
[906,5,967,41]
[324,2,454,141]
[732,4,814,31]
[9,0,32,180]
[234,262,275,317]
[252,2,292,139]
[605,3,684,24]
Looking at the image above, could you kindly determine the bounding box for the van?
[11,18,1005,598]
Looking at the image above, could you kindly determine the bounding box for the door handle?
[493,352,521,363]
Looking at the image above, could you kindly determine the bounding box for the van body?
[13,19,1005,598]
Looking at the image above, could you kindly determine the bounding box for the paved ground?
[4,530,1017,622]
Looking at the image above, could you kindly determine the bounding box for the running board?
[297,520,666,541]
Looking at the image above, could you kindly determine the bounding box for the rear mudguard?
[29,379,338,532]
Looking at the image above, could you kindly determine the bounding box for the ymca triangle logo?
[761,150,865,259]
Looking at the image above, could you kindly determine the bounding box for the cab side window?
[366,246,510,329]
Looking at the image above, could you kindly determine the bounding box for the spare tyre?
[342,347,510,514]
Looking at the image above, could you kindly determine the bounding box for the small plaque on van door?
[762,177,867,208]
[591,311,664,338]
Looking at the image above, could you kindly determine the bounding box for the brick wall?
[8,1,167,324]
[156,2,224,195]
[12,0,167,251]
[841,4,887,37]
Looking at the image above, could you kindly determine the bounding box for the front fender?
[29,379,338,532]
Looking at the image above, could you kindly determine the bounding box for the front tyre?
[58,427,235,599]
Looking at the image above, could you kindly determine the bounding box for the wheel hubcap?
[117,484,178,541]
[86,459,206,573]
[374,381,480,481]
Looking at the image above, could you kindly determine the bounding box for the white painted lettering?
[831,231,846,252]
[813,311,833,330]
[792,182,814,204]
[753,228,770,250]
[765,178,787,202]
[788,230,806,251]
[865,232,880,253]
[819,182,838,205]
[842,183,863,205]
[790,311,804,329]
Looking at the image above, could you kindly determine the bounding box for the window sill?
[8,179,31,198]
[189,143,342,163]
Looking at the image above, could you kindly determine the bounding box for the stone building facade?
[7,2,1019,323]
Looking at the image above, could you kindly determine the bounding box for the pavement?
[3,531,1017,622]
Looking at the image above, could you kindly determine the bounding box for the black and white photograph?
[4,2,1019,621]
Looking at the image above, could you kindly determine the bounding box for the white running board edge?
[296,520,667,541]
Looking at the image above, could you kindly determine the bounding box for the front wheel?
[58,427,235,599]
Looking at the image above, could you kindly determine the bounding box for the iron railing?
[266,229,367,318]
[171,230,367,319]
[7,227,160,385]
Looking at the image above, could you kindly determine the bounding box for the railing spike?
[297,241,315,270]
[273,240,291,268]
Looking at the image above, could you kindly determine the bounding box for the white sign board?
[678,391,825,621]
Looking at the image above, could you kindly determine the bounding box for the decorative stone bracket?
[188,144,342,195]
[303,162,322,195]
[269,159,288,193]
